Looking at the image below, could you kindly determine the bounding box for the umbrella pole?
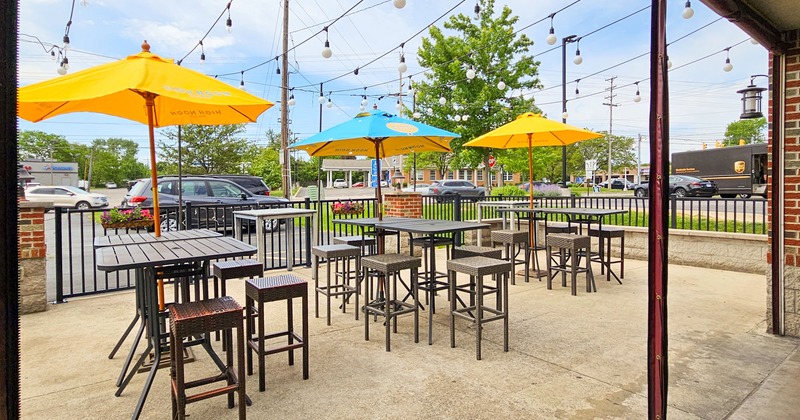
[374,141,387,300]
[145,94,165,311]
[528,134,534,209]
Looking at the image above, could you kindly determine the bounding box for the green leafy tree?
[723,117,766,145]
[567,132,636,178]
[18,130,76,162]
[159,124,250,174]
[413,0,541,190]
[89,138,149,186]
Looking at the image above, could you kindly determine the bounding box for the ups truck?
[672,143,767,198]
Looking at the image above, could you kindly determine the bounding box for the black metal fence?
[52,194,767,300]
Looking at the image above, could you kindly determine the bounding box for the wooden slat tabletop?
[96,236,256,272]
[93,229,222,248]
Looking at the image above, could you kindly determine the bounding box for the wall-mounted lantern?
[737,74,768,119]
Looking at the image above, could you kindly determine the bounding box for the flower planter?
[101,219,154,230]
[331,209,364,216]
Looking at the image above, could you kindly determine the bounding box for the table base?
[136,348,195,373]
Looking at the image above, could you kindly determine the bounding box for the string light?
[412,111,421,119]
[573,39,583,65]
[497,79,506,90]
[633,82,641,102]
[398,52,407,74]
[723,48,733,72]
[200,40,205,64]
[57,56,68,75]
[466,65,476,80]
[393,0,406,9]
[574,79,581,98]
[321,27,332,59]
[239,71,245,90]
[546,13,557,45]
[226,2,233,33]
[395,100,403,112]
[326,96,333,109]
[561,107,569,120]
[62,35,70,51]
[319,93,326,104]
[288,89,296,106]
[439,96,447,105]
[682,1,694,19]
[474,1,481,20]
[354,67,359,75]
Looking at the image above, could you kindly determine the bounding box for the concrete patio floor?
[19,251,800,419]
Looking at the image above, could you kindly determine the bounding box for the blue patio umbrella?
[291,109,459,220]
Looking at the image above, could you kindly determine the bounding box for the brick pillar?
[769,29,800,336]
[18,202,48,314]
[384,192,423,218]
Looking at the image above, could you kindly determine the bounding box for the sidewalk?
[19,251,799,419]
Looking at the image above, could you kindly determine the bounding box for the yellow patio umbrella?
[18,40,273,310]
[463,112,602,208]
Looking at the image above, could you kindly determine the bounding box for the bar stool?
[169,296,246,420]
[360,254,421,351]
[490,230,530,285]
[450,246,502,316]
[212,259,263,300]
[410,235,453,284]
[589,226,625,283]
[311,244,361,325]
[545,221,578,235]
[545,234,596,296]
[333,235,377,256]
[245,275,309,392]
[447,256,511,360]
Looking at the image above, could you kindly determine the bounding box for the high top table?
[96,235,257,420]
[233,208,318,270]
[475,200,529,246]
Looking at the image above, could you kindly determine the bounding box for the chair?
[312,244,361,325]
[245,275,309,392]
[589,226,625,283]
[169,296,246,420]
[545,234,595,296]
[211,259,263,349]
[447,256,511,360]
[490,230,530,285]
[360,253,420,351]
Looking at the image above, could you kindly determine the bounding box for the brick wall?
[769,29,800,336]
[18,202,47,314]
[383,192,422,218]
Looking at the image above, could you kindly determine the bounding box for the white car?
[25,185,109,210]
[333,179,348,188]
[401,183,430,193]
[105,181,118,189]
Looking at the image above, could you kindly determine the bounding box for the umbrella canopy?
[464,112,602,207]
[18,41,274,238]
[290,109,458,221]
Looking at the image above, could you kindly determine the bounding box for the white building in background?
[20,161,79,187]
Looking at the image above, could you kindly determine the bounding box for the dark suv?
[122,176,288,231]
[427,180,486,202]
[204,174,271,196]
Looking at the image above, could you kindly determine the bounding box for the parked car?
[105,181,118,189]
[351,181,365,188]
[633,175,718,198]
[401,183,430,193]
[121,177,288,231]
[607,179,637,190]
[333,179,348,188]
[427,180,486,202]
[25,185,109,210]
[203,174,270,196]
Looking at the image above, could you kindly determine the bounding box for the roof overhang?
[700,0,799,53]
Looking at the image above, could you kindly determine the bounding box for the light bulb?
[682,1,694,19]
[573,50,583,65]
[413,112,421,119]
[427,107,433,115]
[723,58,733,72]
[395,101,402,111]
[50,51,56,61]
[326,99,333,108]
[361,97,368,106]
[466,67,476,80]
[633,93,641,103]
[239,82,246,91]
[321,41,332,59]
[575,88,580,98]
[57,65,67,75]
[667,59,672,69]
[497,80,506,90]
[288,95,296,106]
[474,3,481,20]
[398,60,407,74]
[63,35,70,51]
[454,115,462,122]
[360,105,366,111]
[319,95,326,104]
[200,52,205,64]
[439,97,446,105]
[546,27,557,45]
[462,114,469,121]
[561,111,569,120]
[393,0,406,9]
[750,38,759,45]
[62,57,69,70]
[226,18,232,33]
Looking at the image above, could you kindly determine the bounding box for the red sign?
[488,155,496,168]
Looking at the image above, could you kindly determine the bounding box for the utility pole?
[280,0,290,199]
[602,76,619,184]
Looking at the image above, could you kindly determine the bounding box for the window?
[429,170,436,180]
[208,180,244,197]
[180,180,207,196]
[415,170,424,181]
[446,171,454,180]
[476,171,483,181]
[459,169,472,181]
[503,171,514,181]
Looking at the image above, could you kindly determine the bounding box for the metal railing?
[52,193,767,300]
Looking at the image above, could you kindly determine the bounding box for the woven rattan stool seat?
[447,256,512,277]
[452,246,502,260]
[169,296,246,419]
[491,230,529,244]
[212,259,263,281]
[246,275,307,303]
[545,234,595,296]
[589,227,625,284]
[311,244,361,259]
[547,233,591,250]
[490,230,530,285]
[361,253,421,273]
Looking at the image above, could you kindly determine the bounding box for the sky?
[18,0,769,167]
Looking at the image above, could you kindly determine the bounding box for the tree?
[159,124,250,174]
[18,130,75,162]
[723,117,766,145]
[89,138,149,186]
[567,132,636,178]
[413,0,542,189]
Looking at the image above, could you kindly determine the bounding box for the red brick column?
[769,29,800,336]
[384,192,422,219]
[18,202,48,313]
